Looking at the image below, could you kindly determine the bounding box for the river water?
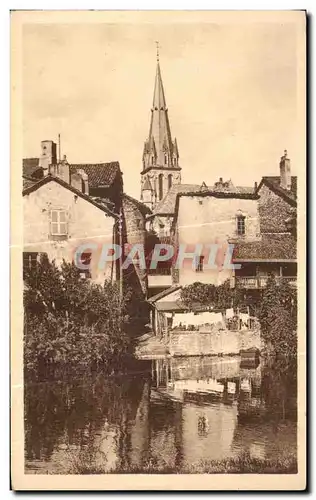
[25,355,297,474]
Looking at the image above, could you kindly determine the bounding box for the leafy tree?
[180,279,245,311]
[24,256,135,377]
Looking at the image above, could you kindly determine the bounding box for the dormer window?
[236,214,246,236]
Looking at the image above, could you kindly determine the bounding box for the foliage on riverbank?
[24,255,146,377]
[180,279,244,311]
[66,451,297,475]
[259,275,297,358]
[180,276,297,359]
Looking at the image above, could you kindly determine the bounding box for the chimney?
[280,150,291,191]
[70,169,89,194]
[78,169,89,195]
[39,140,57,176]
[254,181,258,191]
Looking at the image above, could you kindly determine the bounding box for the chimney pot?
[280,150,291,191]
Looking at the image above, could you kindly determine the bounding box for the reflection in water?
[25,356,297,474]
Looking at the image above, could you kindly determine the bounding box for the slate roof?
[69,162,120,188]
[147,285,182,304]
[151,184,202,216]
[22,174,118,218]
[232,233,297,261]
[257,176,297,205]
[23,176,38,190]
[151,182,255,217]
[123,194,152,216]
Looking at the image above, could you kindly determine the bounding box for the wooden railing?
[148,267,172,276]
[235,276,296,289]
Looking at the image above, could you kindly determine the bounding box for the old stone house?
[23,167,119,284]
[23,139,123,214]
[171,189,260,288]
[232,151,297,289]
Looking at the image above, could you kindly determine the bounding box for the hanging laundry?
[226,308,234,319]
[227,381,236,394]
[240,378,251,392]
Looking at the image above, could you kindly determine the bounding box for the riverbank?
[67,452,297,475]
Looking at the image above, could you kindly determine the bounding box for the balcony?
[148,267,172,288]
[234,276,297,289]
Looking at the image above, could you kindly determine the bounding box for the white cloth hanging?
[226,308,234,319]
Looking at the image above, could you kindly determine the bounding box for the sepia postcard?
[11,10,306,491]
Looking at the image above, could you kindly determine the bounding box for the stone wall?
[122,195,148,295]
[169,330,262,357]
[258,183,294,233]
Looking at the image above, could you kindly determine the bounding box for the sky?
[22,13,303,199]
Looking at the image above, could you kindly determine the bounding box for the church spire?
[142,48,179,171]
[141,46,181,207]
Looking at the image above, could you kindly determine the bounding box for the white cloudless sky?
[22,13,303,198]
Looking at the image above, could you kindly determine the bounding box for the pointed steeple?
[142,54,179,171]
[141,47,181,208]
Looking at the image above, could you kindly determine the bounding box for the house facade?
[232,151,297,291]
[172,189,260,287]
[23,173,118,284]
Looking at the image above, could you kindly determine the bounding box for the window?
[195,255,204,272]
[168,174,172,190]
[236,215,246,236]
[151,156,154,166]
[50,210,68,237]
[158,174,163,201]
[164,154,168,165]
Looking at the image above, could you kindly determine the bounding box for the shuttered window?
[50,210,68,236]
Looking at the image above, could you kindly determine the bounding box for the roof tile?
[233,233,297,261]
[70,162,120,188]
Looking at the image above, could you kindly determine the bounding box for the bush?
[24,255,135,377]
[258,275,297,357]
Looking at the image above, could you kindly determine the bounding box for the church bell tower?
[140,45,181,209]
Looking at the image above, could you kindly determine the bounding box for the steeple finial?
[155,41,160,62]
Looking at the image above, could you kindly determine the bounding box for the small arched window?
[168,174,172,190]
[151,155,154,166]
[158,174,163,201]
[164,154,168,165]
